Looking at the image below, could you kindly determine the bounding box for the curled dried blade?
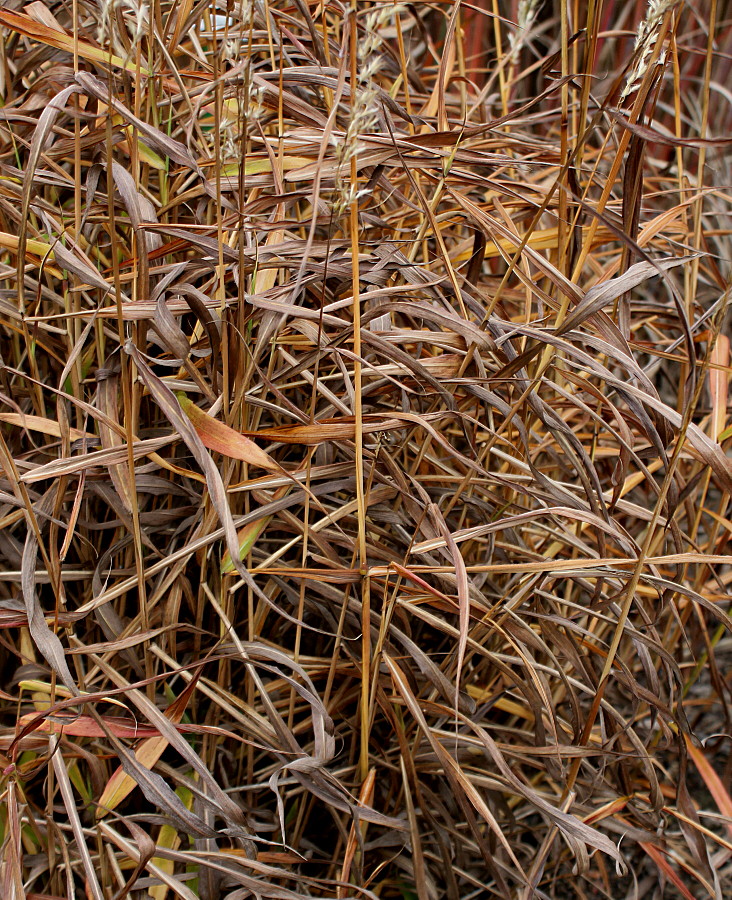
[558,255,699,335]
[21,500,78,696]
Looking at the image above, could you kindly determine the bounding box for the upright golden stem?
[349,4,369,785]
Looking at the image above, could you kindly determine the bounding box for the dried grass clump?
[0,1,731,898]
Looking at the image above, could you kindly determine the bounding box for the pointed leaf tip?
[176,393,278,471]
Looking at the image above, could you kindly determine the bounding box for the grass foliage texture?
[1,0,732,898]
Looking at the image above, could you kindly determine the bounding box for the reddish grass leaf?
[177,392,277,471]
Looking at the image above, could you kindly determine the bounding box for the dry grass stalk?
[0,1,730,898]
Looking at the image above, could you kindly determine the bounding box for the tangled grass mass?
[1,1,732,898]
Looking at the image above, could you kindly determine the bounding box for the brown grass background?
[0,1,732,898]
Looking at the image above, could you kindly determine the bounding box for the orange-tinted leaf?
[639,842,697,900]
[97,679,199,817]
[19,713,158,740]
[241,415,412,446]
[684,733,732,831]
[97,740,165,816]
[176,393,277,471]
[709,335,729,440]
[0,9,138,73]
